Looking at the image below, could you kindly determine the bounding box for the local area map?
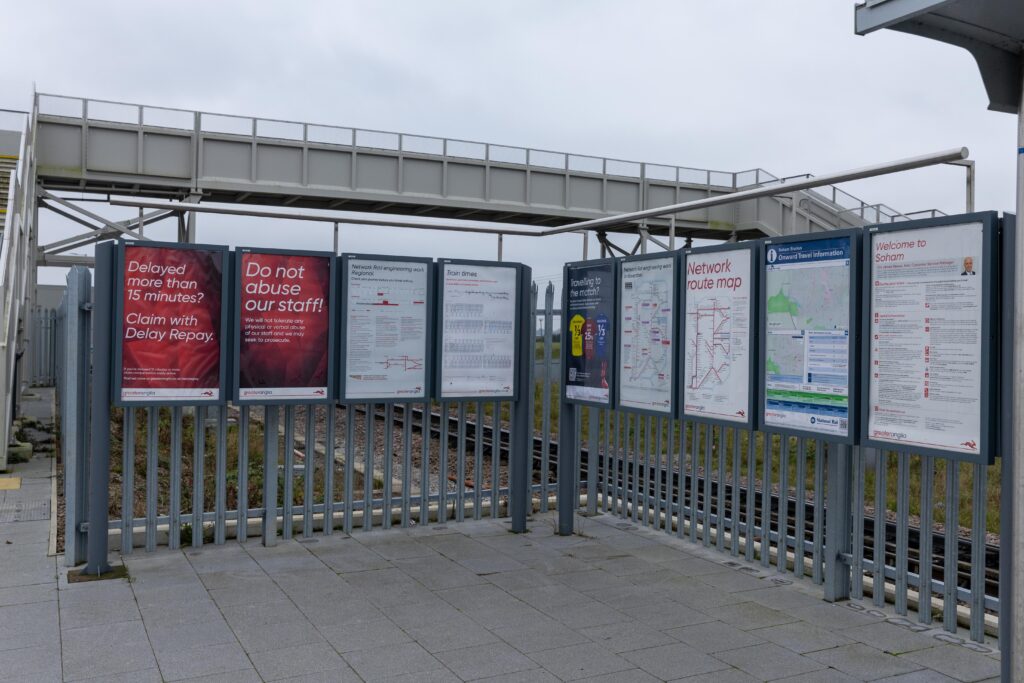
[765,267,849,378]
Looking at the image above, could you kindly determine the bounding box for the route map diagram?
[377,355,423,371]
[618,256,675,413]
[624,280,672,386]
[686,295,732,390]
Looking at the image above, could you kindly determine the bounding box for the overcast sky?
[4,1,1018,288]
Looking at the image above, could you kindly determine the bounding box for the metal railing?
[0,118,36,462]
[30,307,57,387]
[55,271,1000,646]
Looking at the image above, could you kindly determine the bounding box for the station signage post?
[681,241,758,429]
[861,213,997,463]
[759,230,860,442]
[616,252,678,416]
[562,258,616,408]
[233,248,335,404]
[114,240,229,405]
[339,254,433,402]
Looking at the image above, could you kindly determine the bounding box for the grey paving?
[0,403,1002,683]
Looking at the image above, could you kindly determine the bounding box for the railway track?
[352,403,1000,605]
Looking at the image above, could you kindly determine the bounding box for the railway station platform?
[0,423,1003,683]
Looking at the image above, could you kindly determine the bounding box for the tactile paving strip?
[0,498,50,522]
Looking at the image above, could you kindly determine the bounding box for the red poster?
[237,251,332,400]
[119,244,224,402]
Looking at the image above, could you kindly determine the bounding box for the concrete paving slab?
[900,645,1002,682]
[715,643,826,680]
[841,621,943,655]
[248,642,348,681]
[621,642,731,680]
[435,641,537,680]
[528,641,635,681]
[668,619,769,654]
[750,620,855,654]
[342,641,446,681]
[153,642,253,682]
[61,619,157,681]
[0,643,62,681]
[320,616,412,653]
[805,643,923,680]
[579,620,676,654]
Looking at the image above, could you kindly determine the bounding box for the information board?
[864,219,992,459]
[115,241,228,405]
[341,255,432,402]
[563,259,615,406]
[682,243,755,427]
[438,261,519,399]
[762,233,856,439]
[617,254,677,414]
[235,248,334,403]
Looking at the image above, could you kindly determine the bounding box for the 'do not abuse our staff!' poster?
[682,244,753,425]
[617,255,676,414]
[867,221,987,457]
[342,256,431,401]
[117,242,227,404]
[236,249,334,402]
[564,260,615,406]
[439,262,518,399]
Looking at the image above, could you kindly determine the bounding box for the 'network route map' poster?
[564,261,614,405]
[764,236,851,436]
[683,247,751,423]
[618,256,675,413]
[344,258,429,401]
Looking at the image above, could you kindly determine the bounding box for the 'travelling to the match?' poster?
[237,250,333,401]
[118,243,226,403]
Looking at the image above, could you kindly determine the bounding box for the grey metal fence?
[55,272,1001,645]
[30,306,57,387]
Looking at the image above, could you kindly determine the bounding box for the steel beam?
[39,190,152,241]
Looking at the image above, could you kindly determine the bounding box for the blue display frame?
[757,228,861,444]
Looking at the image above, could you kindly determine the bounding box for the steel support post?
[1001,212,1015,683]
[558,401,577,536]
[509,265,533,533]
[64,267,90,566]
[1010,63,1024,683]
[262,406,280,546]
[824,443,852,601]
[83,243,113,576]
